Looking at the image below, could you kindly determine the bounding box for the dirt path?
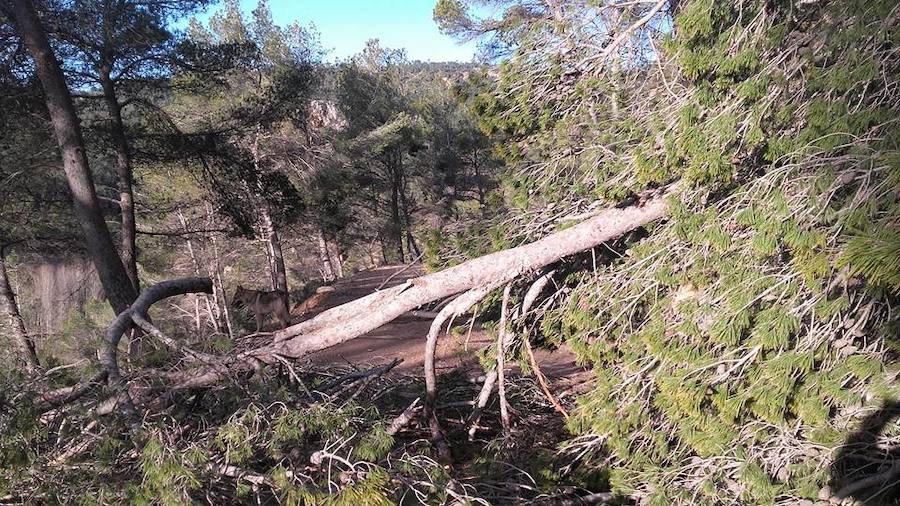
[299,265,591,390]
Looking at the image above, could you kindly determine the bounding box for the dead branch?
[375,254,424,291]
[333,359,402,401]
[576,0,668,71]
[518,271,570,419]
[835,461,900,499]
[466,270,559,437]
[321,358,402,393]
[405,310,442,319]
[386,397,421,436]
[35,371,108,411]
[422,285,497,463]
[131,313,218,363]
[423,286,497,420]
[523,337,569,420]
[208,461,271,487]
[467,369,498,441]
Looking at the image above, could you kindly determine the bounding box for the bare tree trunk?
[260,208,288,296]
[6,0,136,314]
[101,70,144,359]
[406,231,421,259]
[250,125,288,297]
[398,160,420,259]
[366,240,378,269]
[98,66,139,293]
[316,228,335,282]
[330,241,344,279]
[0,247,39,373]
[209,220,234,339]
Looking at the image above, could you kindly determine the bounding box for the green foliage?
[353,425,394,462]
[839,227,900,294]
[131,434,202,505]
[275,467,393,506]
[441,0,900,502]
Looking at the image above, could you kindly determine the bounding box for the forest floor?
[297,264,593,398]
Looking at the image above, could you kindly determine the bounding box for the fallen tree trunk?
[162,190,671,394]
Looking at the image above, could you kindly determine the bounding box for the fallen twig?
[523,336,569,420]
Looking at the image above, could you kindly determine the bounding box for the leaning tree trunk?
[98,66,139,293]
[6,0,136,314]
[0,246,39,373]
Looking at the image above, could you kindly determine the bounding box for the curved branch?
[422,285,497,463]
[423,286,497,421]
[97,277,212,425]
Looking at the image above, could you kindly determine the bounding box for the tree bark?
[260,208,288,296]
[207,203,234,339]
[156,191,671,394]
[106,72,143,359]
[6,0,136,314]
[98,66,139,293]
[0,246,39,373]
[398,155,418,258]
[316,228,335,282]
[250,125,288,297]
[329,241,344,279]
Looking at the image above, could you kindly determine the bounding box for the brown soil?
[298,265,592,393]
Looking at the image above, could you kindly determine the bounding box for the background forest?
[1,0,899,504]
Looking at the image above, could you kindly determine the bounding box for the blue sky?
[194,0,478,62]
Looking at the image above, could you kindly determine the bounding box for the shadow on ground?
[831,400,900,504]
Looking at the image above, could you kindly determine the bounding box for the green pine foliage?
[438,0,900,503]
